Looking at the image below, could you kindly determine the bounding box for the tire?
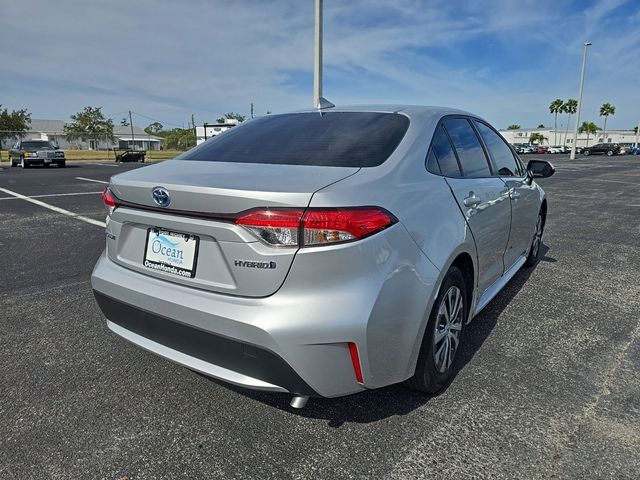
[20,157,29,169]
[525,210,545,267]
[584,150,590,156]
[10,158,17,167]
[606,150,613,156]
[407,266,467,394]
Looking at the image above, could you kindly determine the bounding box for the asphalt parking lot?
[1,156,638,479]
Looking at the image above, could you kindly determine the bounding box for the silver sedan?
[92,105,554,407]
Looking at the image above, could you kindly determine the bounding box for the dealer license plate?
[143,228,199,278]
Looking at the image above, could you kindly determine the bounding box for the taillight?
[235,207,395,247]
[102,187,118,215]
[235,209,303,246]
[303,208,395,246]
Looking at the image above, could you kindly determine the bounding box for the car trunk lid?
[106,160,359,297]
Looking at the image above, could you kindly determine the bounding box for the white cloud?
[0,0,638,130]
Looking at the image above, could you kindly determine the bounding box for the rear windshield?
[177,112,410,167]
[22,141,54,149]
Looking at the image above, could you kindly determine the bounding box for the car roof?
[288,104,479,120]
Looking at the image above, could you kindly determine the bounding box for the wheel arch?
[450,252,475,321]
[541,198,548,227]
[405,247,477,379]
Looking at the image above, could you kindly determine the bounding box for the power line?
[130,111,183,128]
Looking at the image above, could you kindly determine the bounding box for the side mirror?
[527,159,555,178]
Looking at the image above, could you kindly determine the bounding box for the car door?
[433,118,512,295]
[473,121,540,270]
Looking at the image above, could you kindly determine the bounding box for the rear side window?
[443,118,492,178]
[429,126,461,177]
[177,112,410,167]
[474,121,522,177]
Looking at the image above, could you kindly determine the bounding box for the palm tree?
[529,132,547,145]
[599,103,615,142]
[563,99,577,145]
[578,121,598,147]
[549,99,564,146]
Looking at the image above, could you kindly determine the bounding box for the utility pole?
[250,102,254,119]
[191,114,196,148]
[128,110,135,150]
[313,0,323,109]
[635,120,640,147]
[570,42,591,160]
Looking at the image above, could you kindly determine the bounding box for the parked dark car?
[582,143,621,156]
[629,146,640,155]
[9,140,66,168]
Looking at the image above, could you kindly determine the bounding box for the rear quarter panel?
[308,114,477,381]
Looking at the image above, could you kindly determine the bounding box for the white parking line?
[0,186,106,228]
[76,176,109,184]
[0,191,102,201]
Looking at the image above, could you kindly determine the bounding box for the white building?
[196,119,241,145]
[21,119,163,150]
[499,127,639,148]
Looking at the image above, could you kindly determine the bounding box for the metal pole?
[313,0,323,109]
[129,110,135,151]
[635,120,639,147]
[191,114,196,148]
[570,42,591,160]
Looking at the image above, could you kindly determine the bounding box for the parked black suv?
[582,143,621,156]
[9,140,66,168]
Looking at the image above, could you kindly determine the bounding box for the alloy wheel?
[433,286,464,373]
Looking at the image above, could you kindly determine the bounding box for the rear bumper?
[24,158,64,165]
[91,224,440,397]
[94,291,318,395]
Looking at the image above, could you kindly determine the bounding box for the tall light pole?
[635,120,639,148]
[570,42,591,160]
[313,0,323,109]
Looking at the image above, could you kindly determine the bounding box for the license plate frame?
[143,228,200,278]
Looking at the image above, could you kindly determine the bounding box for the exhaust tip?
[290,395,309,409]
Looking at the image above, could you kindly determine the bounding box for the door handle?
[511,191,521,200]
[463,193,481,208]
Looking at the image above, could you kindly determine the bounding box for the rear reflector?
[235,207,395,247]
[348,342,364,384]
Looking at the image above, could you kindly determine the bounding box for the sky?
[1,0,639,131]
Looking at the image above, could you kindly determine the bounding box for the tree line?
[0,106,248,154]
[507,100,618,147]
